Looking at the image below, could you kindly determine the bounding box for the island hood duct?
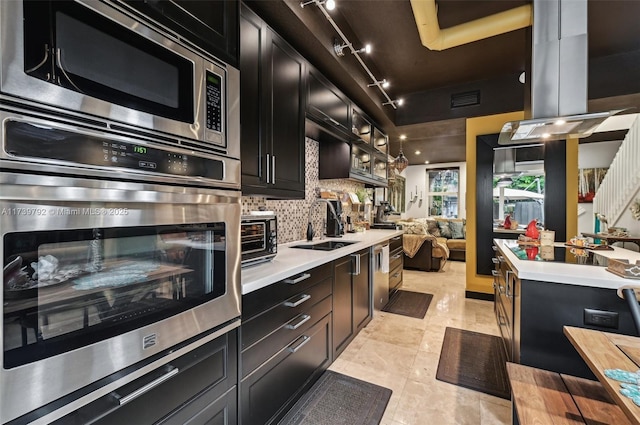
[498,0,621,145]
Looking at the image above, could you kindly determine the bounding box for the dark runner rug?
[382,290,433,319]
[278,370,392,425]
[436,327,510,399]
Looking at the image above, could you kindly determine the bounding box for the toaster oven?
[241,215,277,267]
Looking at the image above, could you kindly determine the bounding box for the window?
[426,168,459,217]
[492,174,545,228]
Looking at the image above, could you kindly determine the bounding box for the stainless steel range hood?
[498,0,620,145]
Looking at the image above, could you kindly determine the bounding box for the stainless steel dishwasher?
[372,242,390,310]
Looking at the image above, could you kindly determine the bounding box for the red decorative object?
[525,219,539,239]
[526,246,539,260]
[503,214,512,229]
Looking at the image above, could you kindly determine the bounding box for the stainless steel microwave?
[0,0,239,159]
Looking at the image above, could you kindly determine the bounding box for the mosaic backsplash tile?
[241,138,368,243]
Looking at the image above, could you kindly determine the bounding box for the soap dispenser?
[306,222,314,241]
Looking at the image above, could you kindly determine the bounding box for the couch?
[398,218,466,272]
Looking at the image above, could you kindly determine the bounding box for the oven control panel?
[4,120,224,181]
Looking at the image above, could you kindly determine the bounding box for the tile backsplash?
[241,138,367,243]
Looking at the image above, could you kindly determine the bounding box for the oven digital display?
[4,121,223,180]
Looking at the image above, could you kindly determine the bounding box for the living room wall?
[401,162,467,220]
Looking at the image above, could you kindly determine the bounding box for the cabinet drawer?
[60,330,237,425]
[242,294,332,377]
[389,235,403,252]
[389,265,403,293]
[241,314,332,425]
[389,246,403,271]
[242,276,332,350]
[243,263,333,319]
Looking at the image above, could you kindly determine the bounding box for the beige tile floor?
[328,261,512,425]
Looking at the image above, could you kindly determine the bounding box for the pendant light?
[394,136,409,172]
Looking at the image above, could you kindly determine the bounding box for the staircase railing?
[593,115,640,227]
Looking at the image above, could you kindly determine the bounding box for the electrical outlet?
[584,308,619,329]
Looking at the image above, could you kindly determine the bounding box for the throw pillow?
[426,219,440,237]
[437,220,452,239]
[449,220,465,239]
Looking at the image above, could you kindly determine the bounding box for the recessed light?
[541,133,551,139]
[400,135,406,140]
[424,160,429,164]
[415,150,421,155]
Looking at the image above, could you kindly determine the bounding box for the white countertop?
[241,229,403,294]
[494,238,640,290]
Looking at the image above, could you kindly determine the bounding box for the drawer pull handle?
[288,335,311,353]
[392,272,400,278]
[284,273,311,285]
[392,236,401,241]
[492,246,497,251]
[491,270,499,277]
[392,254,402,260]
[497,256,505,262]
[284,293,311,307]
[115,366,179,406]
[492,258,499,264]
[286,314,311,330]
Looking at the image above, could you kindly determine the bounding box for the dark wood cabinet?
[319,140,388,187]
[122,0,239,67]
[240,5,306,199]
[307,67,351,134]
[240,264,333,425]
[333,249,371,359]
[352,249,372,333]
[389,236,404,295]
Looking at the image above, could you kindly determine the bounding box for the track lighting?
[367,79,389,89]
[303,0,398,109]
[383,98,404,107]
[334,40,371,57]
[300,0,335,11]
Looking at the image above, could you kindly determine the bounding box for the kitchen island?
[493,238,640,379]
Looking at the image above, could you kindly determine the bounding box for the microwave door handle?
[56,48,84,93]
[25,43,50,77]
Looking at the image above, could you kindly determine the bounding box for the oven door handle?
[115,366,179,406]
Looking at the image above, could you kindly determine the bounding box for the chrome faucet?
[307,199,339,241]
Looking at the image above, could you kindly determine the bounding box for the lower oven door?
[0,172,241,423]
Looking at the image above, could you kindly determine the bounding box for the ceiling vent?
[451,90,481,109]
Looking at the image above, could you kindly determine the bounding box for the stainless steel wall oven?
[0,1,241,420]
[1,172,241,423]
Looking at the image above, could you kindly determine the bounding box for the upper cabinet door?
[307,68,351,133]
[372,127,388,156]
[122,0,239,67]
[239,8,267,188]
[351,109,371,145]
[239,5,306,199]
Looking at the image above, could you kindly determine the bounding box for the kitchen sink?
[290,240,358,251]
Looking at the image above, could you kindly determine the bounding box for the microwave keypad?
[205,71,222,133]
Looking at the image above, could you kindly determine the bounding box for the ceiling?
[246,0,640,165]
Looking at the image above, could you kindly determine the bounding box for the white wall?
[401,162,467,219]
[577,141,623,236]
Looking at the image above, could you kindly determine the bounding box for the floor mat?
[436,327,510,399]
[381,290,433,319]
[278,370,392,425]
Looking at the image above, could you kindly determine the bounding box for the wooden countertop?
[564,326,640,424]
[507,362,632,425]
